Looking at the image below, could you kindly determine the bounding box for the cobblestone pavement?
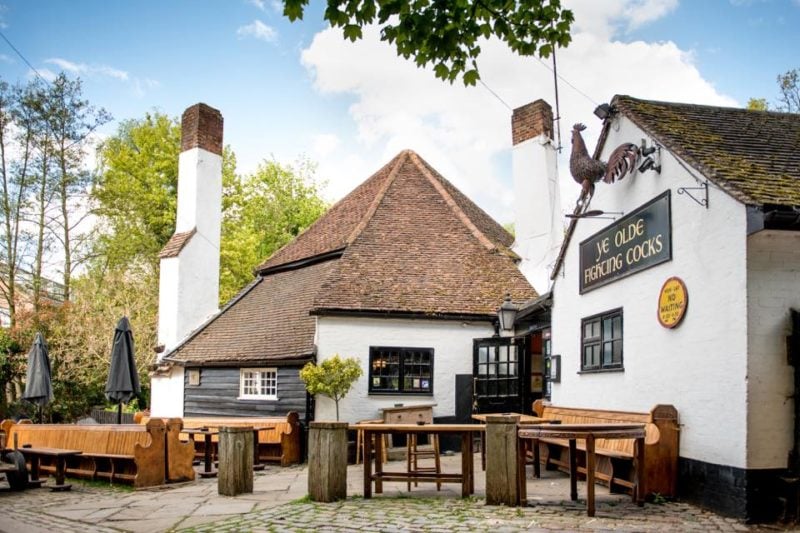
[0,454,796,532]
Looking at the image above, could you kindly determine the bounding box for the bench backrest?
[1,421,153,455]
[140,412,300,444]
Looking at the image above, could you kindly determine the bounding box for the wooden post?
[308,422,348,502]
[218,426,253,496]
[485,415,523,506]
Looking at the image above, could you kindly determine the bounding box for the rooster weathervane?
[569,123,639,208]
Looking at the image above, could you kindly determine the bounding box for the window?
[581,309,623,371]
[239,368,277,399]
[369,347,433,394]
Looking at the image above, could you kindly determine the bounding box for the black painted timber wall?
[183,366,307,419]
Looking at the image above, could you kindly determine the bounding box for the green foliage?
[280,0,574,85]
[220,157,327,303]
[299,354,363,421]
[746,98,768,111]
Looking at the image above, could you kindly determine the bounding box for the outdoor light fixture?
[638,139,661,173]
[593,103,614,120]
[497,293,518,333]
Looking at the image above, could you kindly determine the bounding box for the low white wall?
[551,117,750,468]
[149,367,185,418]
[746,230,800,468]
[315,316,493,423]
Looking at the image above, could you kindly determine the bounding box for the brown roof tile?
[311,152,535,316]
[167,258,335,365]
[159,229,196,258]
[613,96,800,206]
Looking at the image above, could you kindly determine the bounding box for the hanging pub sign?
[579,191,672,293]
[657,276,688,328]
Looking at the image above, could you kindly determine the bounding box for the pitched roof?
[168,150,536,365]
[166,258,335,366]
[159,229,195,258]
[311,151,534,317]
[612,95,800,207]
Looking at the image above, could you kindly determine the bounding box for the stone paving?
[0,453,794,532]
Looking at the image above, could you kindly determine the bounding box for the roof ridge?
[345,150,410,245]
[407,151,496,252]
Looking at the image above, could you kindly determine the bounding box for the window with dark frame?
[581,309,623,371]
[369,347,433,394]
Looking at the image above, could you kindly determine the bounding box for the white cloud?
[237,20,278,43]
[248,0,266,10]
[312,133,341,158]
[0,53,12,64]
[45,57,130,81]
[29,68,57,82]
[299,0,736,222]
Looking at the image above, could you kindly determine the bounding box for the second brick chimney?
[511,99,563,294]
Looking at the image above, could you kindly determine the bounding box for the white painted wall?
[513,133,563,295]
[149,367,185,418]
[550,116,750,468]
[157,147,222,354]
[315,316,494,423]
[746,230,800,468]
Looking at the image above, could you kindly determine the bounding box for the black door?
[472,336,529,414]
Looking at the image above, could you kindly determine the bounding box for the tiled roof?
[166,258,335,365]
[311,151,535,316]
[159,229,196,258]
[613,96,800,207]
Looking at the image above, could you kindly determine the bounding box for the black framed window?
[369,347,433,394]
[581,309,623,371]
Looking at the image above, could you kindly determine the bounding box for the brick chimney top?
[181,103,223,155]
[511,100,554,146]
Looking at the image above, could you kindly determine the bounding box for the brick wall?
[511,100,553,145]
[181,103,223,155]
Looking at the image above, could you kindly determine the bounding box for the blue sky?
[1,0,798,224]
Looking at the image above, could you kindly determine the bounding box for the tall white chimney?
[157,103,223,354]
[150,104,222,418]
[511,100,563,294]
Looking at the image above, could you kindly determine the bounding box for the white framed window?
[239,368,278,400]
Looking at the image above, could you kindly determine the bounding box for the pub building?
[518,95,800,521]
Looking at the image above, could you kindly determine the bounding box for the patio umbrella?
[105,317,140,424]
[22,332,54,422]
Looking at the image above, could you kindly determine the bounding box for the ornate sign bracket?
[677,182,708,209]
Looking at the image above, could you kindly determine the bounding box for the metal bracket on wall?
[677,182,708,208]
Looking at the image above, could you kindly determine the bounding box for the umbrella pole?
[117,402,122,424]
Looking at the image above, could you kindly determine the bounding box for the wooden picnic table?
[182,426,273,477]
[518,423,646,517]
[15,446,81,491]
[354,423,485,498]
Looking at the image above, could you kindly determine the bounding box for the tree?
[299,355,363,421]
[746,98,768,111]
[44,74,111,301]
[220,157,327,302]
[281,0,574,85]
[777,68,800,112]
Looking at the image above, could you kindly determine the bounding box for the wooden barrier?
[531,400,679,497]
[0,419,176,488]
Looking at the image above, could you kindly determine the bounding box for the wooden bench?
[0,418,193,488]
[531,400,679,497]
[139,412,301,466]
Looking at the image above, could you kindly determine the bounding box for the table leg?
[480,431,486,471]
[634,436,645,506]
[375,430,384,494]
[533,438,541,478]
[204,434,212,473]
[586,435,596,517]
[568,438,577,501]
[29,454,40,482]
[55,456,66,486]
[363,430,372,498]
[461,432,471,497]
